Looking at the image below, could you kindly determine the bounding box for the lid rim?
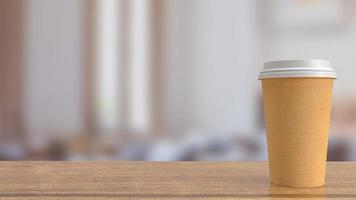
[259,59,337,80]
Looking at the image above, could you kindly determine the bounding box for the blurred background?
[0,0,356,161]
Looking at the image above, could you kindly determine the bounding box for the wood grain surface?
[0,162,354,199]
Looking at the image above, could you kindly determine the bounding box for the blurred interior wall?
[165,0,259,134]
[190,0,258,133]
[150,0,167,135]
[24,0,85,148]
[0,0,24,141]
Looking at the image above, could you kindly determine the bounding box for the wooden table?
[0,162,354,199]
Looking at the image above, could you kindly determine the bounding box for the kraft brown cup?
[262,78,334,187]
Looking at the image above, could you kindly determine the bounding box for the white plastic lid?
[258,59,337,80]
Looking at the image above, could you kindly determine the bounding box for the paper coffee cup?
[259,60,337,187]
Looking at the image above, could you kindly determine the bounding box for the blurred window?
[95,0,151,134]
